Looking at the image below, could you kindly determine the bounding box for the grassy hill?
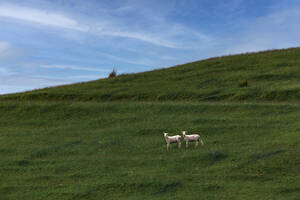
[2,48,300,102]
[0,48,300,200]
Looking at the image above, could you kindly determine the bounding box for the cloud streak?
[97,28,178,49]
[0,41,27,63]
[223,5,300,55]
[0,4,88,31]
[0,67,15,75]
[0,75,71,94]
[40,64,111,73]
[0,3,213,49]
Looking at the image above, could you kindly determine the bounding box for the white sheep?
[182,131,204,148]
[163,132,182,150]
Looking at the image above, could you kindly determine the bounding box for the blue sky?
[1,0,300,94]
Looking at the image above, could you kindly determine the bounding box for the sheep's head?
[163,133,168,137]
[182,131,186,136]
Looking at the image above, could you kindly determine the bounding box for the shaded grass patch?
[237,149,286,169]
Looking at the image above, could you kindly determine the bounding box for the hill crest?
[2,47,300,102]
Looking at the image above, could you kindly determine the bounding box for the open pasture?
[0,101,299,199]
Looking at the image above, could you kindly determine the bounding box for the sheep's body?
[182,131,204,148]
[163,133,181,150]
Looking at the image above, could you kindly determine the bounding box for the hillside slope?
[0,101,299,200]
[2,48,300,102]
[1,48,300,199]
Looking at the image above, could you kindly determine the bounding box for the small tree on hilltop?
[108,69,117,78]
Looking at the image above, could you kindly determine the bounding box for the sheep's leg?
[200,139,204,146]
[195,141,199,148]
[186,141,189,148]
[167,143,170,150]
[178,141,181,148]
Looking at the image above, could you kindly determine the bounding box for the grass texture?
[1,48,300,199]
[0,101,299,199]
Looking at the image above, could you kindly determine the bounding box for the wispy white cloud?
[0,41,27,63]
[40,64,111,72]
[0,4,88,31]
[0,4,175,48]
[96,28,178,49]
[66,75,106,80]
[223,6,300,55]
[0,67,15,75]
[32,74,105,82]
[0,41,14,60]
[0,41,10,53]
[97,52,157,67]
[0,75,70,94]
[0,84,39,94]
[0,3,213,49]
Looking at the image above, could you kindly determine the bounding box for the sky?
[1,0,300,94]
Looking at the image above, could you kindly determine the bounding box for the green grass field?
[1,48,300,199]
